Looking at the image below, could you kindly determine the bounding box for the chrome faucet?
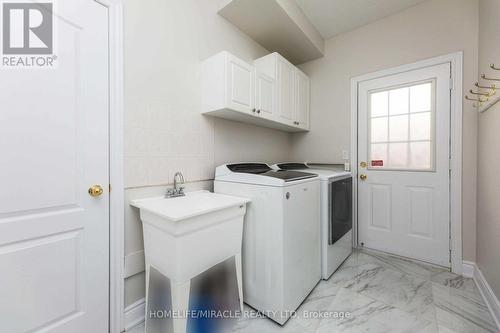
[166,172,186,198]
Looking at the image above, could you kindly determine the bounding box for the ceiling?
[294,0,429,39]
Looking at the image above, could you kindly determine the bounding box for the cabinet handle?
[252,108,256,113]
[257,109,261,114]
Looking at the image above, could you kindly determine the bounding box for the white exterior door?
[0,1,110,332]
[255,69,275,120]
[357,63,451,267]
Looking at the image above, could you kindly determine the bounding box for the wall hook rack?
[469,89,494,97]
[465,95,487,103]
[465,95,486,108]
[481,74,500,81]
[475,82,496,90]
[467,63,500,112]
[490,63,500,71]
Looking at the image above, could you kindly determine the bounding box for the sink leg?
[145,260,150,313]
[171,280,191,333]
[235,253,244,311]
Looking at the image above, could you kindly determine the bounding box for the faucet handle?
[173,172,185,187]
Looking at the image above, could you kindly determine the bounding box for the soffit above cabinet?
[218,0,324,65]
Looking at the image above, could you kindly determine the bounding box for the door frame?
[350,52,463,274]
[95,0,124,332]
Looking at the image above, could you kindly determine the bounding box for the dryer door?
[329,177,353,245]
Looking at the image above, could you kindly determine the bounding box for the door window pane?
[389,87,409,115]
[371,117,388,142]
[371,91,388,117]
[371,143,388,165]
[388,143,408,168]
[368,80,435,171]
[389,115,409,141]
[410,83,432,112]
[410,142,432,169]
[410,112,431,141]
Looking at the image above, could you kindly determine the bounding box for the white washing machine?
[214,163,321,325]
[272,163,353,280]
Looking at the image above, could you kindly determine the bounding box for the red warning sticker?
[371,160,384,167]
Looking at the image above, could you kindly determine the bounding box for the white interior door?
[357,63,451,267]
[0,1,110,332]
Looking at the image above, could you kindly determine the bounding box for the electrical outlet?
[342,150,349,160]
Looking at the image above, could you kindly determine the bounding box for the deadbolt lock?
[360,161,367,168]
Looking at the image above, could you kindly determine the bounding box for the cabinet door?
[227,55,254,114]
[255,70,275,120]
[277,58,295,126]
[295,69,310,130]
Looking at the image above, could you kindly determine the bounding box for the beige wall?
[476,0,500,299]
[289,0,479,261]
[123,0,291,307]
[124,0,290,189]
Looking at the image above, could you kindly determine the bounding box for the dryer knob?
[285,192,290,199]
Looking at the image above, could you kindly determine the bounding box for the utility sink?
[131,190,250,223]
[130,190,250,333]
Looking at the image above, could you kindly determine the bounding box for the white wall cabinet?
[202,51,254,115]
[255,52,310,130]
[276,57,296,126]
[295,68,310,129]
[202,51,309,132]
[254,69,276,120]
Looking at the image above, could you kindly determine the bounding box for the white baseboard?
[463,261,500,330]
[124,298,145,331]
[462,260,475,278]
[124,250,145,279]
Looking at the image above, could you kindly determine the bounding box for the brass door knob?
[88,184,104,197]
[359,174,367,181]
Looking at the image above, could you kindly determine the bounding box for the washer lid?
[225,163,317,182]
[262,170,317,182]
[227,163,272,174]
[275,162,309,170]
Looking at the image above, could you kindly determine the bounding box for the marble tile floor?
[127,249,499,333]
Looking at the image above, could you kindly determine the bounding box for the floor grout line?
[127,249,498,333]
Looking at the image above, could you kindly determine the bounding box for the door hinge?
[449,239,452,260]
[109,184,112,192]
[450,77,454,91]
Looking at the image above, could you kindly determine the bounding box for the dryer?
[272,163,353,280]
[214,163,321,325]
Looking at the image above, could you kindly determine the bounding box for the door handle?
[359,174,367,181]
[88,184,104,197]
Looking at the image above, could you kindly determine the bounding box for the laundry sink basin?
[130,190,250,279]
[131,190,250,223]
[130,190,250,333]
